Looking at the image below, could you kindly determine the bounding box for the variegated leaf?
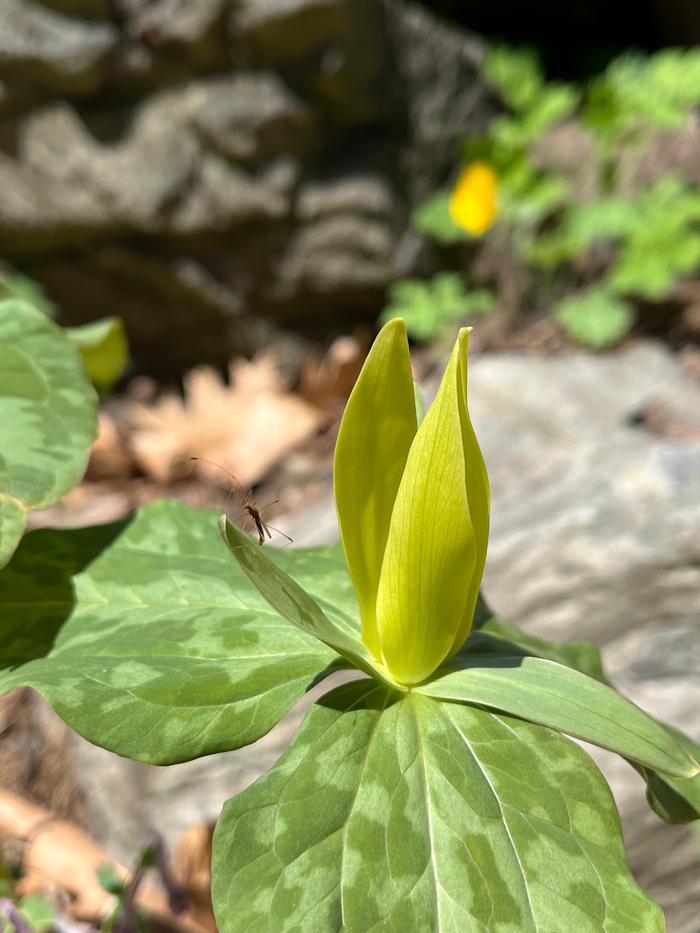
[213,680,664,932]
[0,301,97,565]
[0,501,344,763]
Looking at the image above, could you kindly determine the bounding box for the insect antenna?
[190,457,247,497]
[190,456,250,515]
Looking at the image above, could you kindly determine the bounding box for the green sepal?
[212,680,664,932]
[0,501,343,763]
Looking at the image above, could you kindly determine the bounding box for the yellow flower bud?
[334,319,490,685]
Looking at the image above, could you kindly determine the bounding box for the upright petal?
[334,319,417,660]
[448,330,490,655]
[376,332,476,684]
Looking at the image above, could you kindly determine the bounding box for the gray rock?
[0,0,492,374]
[236,0,346,61]
[470,342,700,652]
[0,0,116,97]
[384,0,494,200]
[6,80,297,236]
[119,0,227,46]
[276,173,396,302]
[33,0,110,16]
[188,73,317,165]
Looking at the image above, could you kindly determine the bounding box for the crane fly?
[190,457,293,546]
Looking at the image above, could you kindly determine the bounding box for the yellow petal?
[333,319,417,660]
[448,331,490,655]
[449,162,498,235]
[375,330,477,684]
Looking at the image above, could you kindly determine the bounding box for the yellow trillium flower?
[449,162,498,235]
[334,319,490,685]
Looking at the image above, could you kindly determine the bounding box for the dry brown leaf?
[0,788,207,931]
[172,824,215,933]
[300,332,368,413]
[85,412,134,480]
[129,354,326,487]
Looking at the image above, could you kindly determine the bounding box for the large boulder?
[0,0,493,376]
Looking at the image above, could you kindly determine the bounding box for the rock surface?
[0,0,492,376]
[66,339,700,930]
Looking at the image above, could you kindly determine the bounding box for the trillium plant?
[1,303,700,932]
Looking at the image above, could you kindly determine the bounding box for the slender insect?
[190,457,293,546]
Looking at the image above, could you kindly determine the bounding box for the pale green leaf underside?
[0,501,344,764]
[213,681,663,932]
[418,656,697,778]
[0,300,97,565]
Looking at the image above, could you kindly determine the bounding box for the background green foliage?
[380,273,495,341]
[398,45,700,347]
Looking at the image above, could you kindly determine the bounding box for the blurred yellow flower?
[449,162,498,235]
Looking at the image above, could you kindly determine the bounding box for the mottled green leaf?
[0,501,342,763]
[66,317,128,393]
[0,301,97,565]
[0,270,55,318]
[418,656,697,778]
[219,515,385,683]
[213,681,663,931]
